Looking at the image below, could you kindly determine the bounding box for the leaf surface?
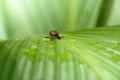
[0,26,120,80]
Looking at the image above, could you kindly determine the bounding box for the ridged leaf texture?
[0,26,120,80]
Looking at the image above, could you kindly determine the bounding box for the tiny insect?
[49,30,61,39]
[45,30,61,39]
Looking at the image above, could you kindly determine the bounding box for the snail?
[49,30,61,39]
[45,30,61,39]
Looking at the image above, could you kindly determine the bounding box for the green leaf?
[96,0,114,27]
[0,26,120,80]
[106,0,120,26]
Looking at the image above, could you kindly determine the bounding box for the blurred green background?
[0,0,120,39]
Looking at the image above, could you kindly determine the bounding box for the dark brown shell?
[49,30,59,37]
